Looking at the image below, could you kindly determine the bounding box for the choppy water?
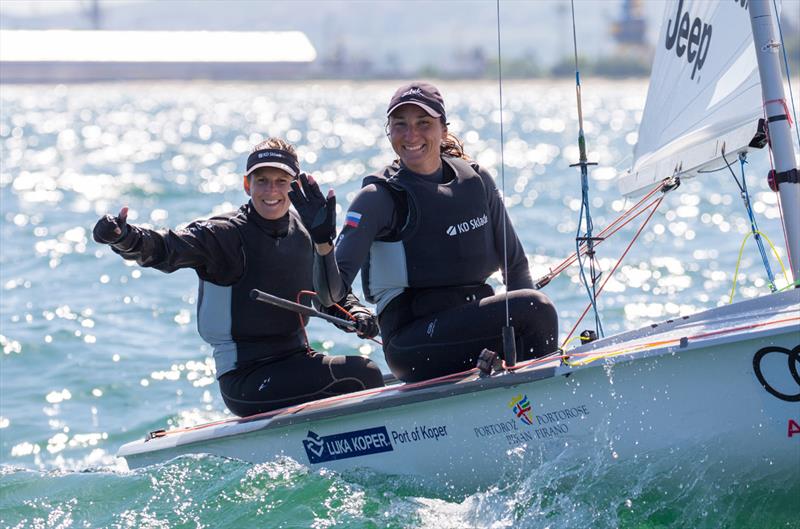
[1,80,797,528]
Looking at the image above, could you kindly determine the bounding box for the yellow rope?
[563,313,800,367]
[561,337,580,351]
[562,340,660,367]
[778,279,800,292]
[728,230,790,303]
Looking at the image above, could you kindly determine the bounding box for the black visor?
[245,148,300,177]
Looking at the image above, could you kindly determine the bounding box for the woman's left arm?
[478,167,534,290]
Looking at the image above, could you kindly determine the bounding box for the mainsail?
[621,0,766,197]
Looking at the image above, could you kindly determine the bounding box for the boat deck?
[122,289,799,458]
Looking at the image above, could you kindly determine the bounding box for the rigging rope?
[569,0,603,337]
[509,1,793,353]
[729,229,790,303]
[722,150,778,292]
[495,0,510,327]
[535,178,667,288]
[495,0,519,366]
[562,192,667,348]
[563,314,799,367]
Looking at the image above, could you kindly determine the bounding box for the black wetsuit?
[315,157,558,382]
[107,202,383,416]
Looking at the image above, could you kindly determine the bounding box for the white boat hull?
[118,290,800,492]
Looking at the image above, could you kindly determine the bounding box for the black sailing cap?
[245,148,300,178]
[387,82,446,120]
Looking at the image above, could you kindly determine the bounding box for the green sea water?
[1,80,798,528]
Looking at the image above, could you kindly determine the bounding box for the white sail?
[621,0,765,197]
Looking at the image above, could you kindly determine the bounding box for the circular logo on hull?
[752,345,800,402]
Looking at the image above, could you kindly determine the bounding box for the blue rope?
[570,0,603,337]
[726,151,777,291]
[575,183,604,338]
[575,164,604,337]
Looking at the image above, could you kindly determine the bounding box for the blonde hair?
[250,137,297,157]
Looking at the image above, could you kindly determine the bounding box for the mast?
[749,0,800,283]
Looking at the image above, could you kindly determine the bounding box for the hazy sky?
[1,0,797,71]
[1,0,137,15]
[0,0,668,69]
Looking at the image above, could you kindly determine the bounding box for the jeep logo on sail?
[665,0,712,81]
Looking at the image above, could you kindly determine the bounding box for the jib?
[665,0,712,81]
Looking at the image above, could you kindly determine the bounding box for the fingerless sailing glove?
[288,173,337,244]
[93,210,129,244]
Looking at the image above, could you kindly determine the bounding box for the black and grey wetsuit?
[315,156,558,382]
[108,202,383,416]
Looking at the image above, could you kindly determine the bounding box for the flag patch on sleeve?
[345,211,362,228]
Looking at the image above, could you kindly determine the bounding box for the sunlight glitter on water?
[1,79,796,528]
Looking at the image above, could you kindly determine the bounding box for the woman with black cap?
[92,137,384,417]
[291,83,558,383]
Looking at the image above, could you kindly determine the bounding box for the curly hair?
[440,128,468,160]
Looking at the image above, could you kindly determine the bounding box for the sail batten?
[622,0,765,197]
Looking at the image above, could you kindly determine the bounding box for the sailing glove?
[352,311,380,340]
[93,207,129,244]
[288,173,337,244]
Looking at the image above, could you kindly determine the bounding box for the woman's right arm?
[312,184,396,306]
[94,209,242,284]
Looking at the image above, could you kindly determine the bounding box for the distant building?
[596,0,652,77]
[315,39,375,79]
[0,30,316,82]
[445,47,488,79]
[611,0,647,47]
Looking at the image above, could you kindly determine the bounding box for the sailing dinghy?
[118,0,799,492]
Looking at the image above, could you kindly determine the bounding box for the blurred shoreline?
[0,73,656,85]
[4,77,799,89]
[0,60,657,85]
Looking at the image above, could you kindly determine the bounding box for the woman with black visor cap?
[290,83,558,383]
[93,137,384,417]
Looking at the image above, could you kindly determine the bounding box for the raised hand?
[288,173,336,244]
[93,207,129,244]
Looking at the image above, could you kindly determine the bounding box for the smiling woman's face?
[245,167,293,220]
[388,104,447,175]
